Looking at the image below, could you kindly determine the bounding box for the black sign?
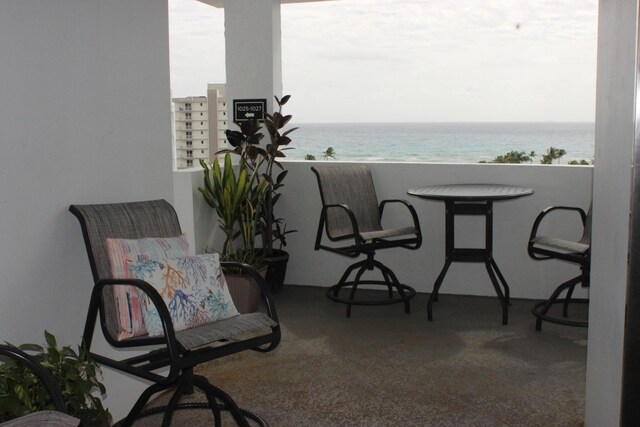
[233,99,267,122]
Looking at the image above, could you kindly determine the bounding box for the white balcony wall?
[0,0,173,420]
[175,162,593,301]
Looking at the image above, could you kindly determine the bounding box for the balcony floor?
[137,285,587,426]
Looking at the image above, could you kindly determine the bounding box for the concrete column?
[223,0,282,114]
[586,0,638,425]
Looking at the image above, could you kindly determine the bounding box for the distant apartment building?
[172,84,229,169]
[207,84,231,153]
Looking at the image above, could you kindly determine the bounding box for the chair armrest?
[528,206,587,259]
[314,203,364,255]
[379,199,422,237]
[84,279,181,362]
[220,261,279,324]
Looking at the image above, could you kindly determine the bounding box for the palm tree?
[541,146,567,164]
[322,147,336,160]
[490,150,533,164]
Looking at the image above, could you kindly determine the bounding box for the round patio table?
[408,184,533,324]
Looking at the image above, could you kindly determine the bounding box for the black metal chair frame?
[312,167,422,317]
[0,344,80,426]
[528,205,590,330]
[70,201,281,427]
[0,345,68,413]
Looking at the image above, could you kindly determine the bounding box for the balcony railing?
[173,161,593,303]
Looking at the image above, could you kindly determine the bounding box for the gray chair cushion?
[532,235,589,254]
[359,226,418,241]
[176,312,278,349]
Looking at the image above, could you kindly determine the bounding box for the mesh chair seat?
[0,411,79,427]
[531,235,589,254]
[359,226,418,241]
[175,312,278,350]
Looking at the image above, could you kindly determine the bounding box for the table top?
[407,184,534,201]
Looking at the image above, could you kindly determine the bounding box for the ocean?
[284,122,595,164]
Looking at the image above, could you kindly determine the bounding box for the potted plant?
[222,95,298,292]
[0,331,112,426]
[198,152,269,312]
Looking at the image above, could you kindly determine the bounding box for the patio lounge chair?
[0,345,79,427]
[528,204,591,330]
[311,165,422,317]
[69,199,280,426]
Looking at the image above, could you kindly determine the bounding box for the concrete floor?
[136,285,588,426]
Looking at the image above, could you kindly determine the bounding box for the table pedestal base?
[427,200,511,325]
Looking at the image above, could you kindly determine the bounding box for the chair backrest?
[311,165,382,239]
[70,200,183,282]
[69,200,183,340]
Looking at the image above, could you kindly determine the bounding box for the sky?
[169,0,598,123]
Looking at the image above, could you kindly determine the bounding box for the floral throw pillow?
[127,253,240,337]
[105,235,189,340]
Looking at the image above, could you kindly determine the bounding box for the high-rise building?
[207,84,230,153]
[172,84,229,169]
[173,96,209,169]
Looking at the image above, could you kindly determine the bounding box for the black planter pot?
[261,249,289,293]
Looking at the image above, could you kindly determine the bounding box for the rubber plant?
[0,331,111,426]
[221,95,298,256]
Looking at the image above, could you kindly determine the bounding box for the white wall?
[0,0,173,419]
[585,1,638,425]
[177,161,593,302]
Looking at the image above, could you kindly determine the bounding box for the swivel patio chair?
[311,165,422,317]
[0,345,79,427]
[528,204,591,330]
[69,199,280,427]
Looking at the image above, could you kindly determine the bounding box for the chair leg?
[192,375,251,427]
[375,260,411,314]
[533,275,585,331]
[119,381,173,427]
[563,284,576,318]
[346,263,368,317]
[115,373,268,427]
[161,375,190,427]
[335,259,368,297]
[325,255,416,317]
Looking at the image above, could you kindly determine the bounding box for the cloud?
[170,0,597,122]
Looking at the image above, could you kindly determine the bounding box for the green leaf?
[279,94,291,105]
[44,331,56,348]
[276,170,288,185]
[282,127,298,137]
[279,115,293,128]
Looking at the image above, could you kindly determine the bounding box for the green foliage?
[322,147,336,160]
[198,153,267,263]
[260,95,299,253]
[304,154,316,160]
[482,147,585,165]
[0,331,111,425]
[489,150,535,164]
[540,146,567,164]
[568,159,592,165]
[212,95,298,256]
